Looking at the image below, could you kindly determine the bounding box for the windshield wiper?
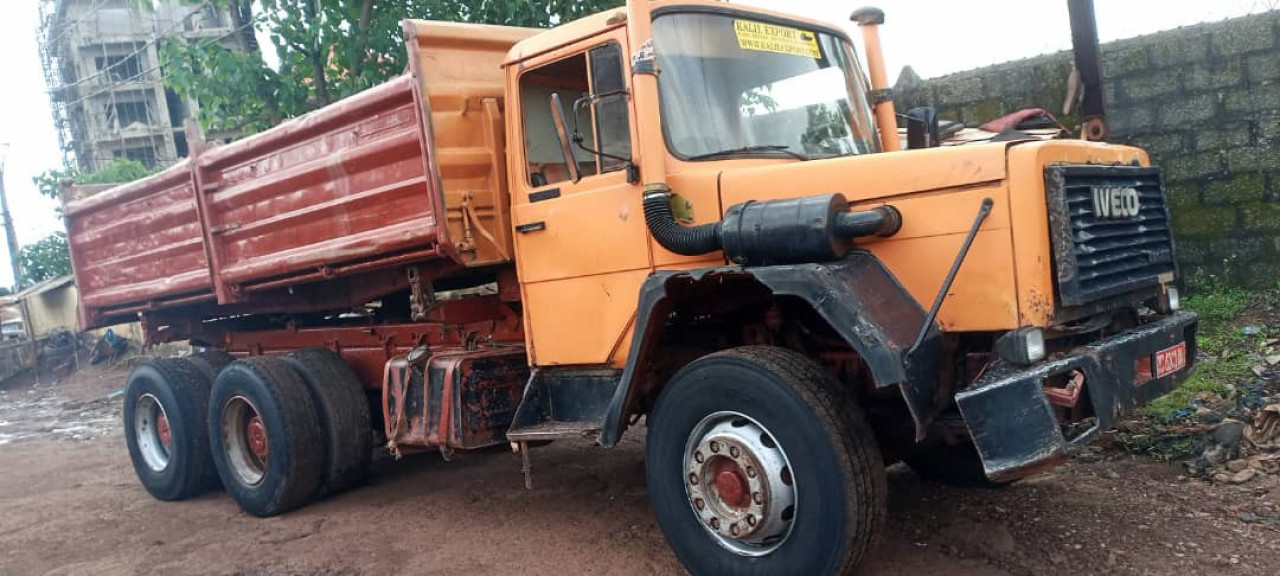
[686,145,811,161]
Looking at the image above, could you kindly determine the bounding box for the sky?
[0,0,1276,290]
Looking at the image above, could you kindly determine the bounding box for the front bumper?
[956,311,1199,481]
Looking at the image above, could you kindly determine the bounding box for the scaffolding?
[37,0,249,173]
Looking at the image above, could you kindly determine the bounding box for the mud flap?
[600,251,944,447]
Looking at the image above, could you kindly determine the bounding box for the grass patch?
[1118,430,1200,461]
[1140,283,1262,421]
[1143,355,1252,420]
[1183,285,1252,333]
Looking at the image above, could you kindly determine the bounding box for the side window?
[520,53,596,187]
[519,43,632,187]
[589,43,632,174]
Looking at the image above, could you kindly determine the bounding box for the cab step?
[506,369,621,443]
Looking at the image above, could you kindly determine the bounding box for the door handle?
[516,221,546,233]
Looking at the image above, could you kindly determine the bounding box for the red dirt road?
[2,366,1278,576]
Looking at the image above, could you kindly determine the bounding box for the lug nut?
[709,441,721,453]
[746,466,757,478]
[730,524,741,536]
[752,492,763,505]
[729,446,741,458]
[710,518,721,530]
[689,473,699,485]
[747,514,757,527]
[694,451,704,463]
[694,498,705,510]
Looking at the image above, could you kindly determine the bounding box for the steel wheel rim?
[134,393,171,472]
[221,395,269,486]
[683,411,797,557]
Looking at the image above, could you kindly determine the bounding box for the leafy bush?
[32,159,161,200]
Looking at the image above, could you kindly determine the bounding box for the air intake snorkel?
[643,185,901,266]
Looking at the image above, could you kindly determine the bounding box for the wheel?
[281,348,372,496]
[208,357,324,517]
[645,346,886,576]
[902,440,1010,488]
[186,350,235,382]
[123,358,221,500]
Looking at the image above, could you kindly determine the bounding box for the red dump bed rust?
[64,21,536,330]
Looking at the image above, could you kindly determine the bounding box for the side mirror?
[906,106,940,149]
[549,93,581,183]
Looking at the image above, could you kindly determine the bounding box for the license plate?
[1155,342,1187,378]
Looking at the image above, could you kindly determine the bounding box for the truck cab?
[498,2,1196,571]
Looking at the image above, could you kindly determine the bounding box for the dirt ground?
[2,364,1279,576]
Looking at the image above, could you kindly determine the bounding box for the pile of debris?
[1188,329,1280,484]
[1111,324,1280,485]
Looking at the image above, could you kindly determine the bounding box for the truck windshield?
[653,12,879,160]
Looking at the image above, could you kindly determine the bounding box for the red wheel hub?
[713,461,750,508]
[246,416,269,459]
[156,413,172,449]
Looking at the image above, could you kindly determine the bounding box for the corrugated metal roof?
[13,275,75,299]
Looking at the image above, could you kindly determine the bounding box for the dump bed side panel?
[197,76,441,301]
[406,20,538,267]
[64,163,213,329]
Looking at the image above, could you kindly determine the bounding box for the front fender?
[600,251,944,447]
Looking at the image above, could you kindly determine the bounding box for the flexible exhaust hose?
[643,188,723,256]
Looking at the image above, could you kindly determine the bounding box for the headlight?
[995,327,1046,366]
[1167,286,1180,311]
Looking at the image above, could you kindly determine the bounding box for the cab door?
[508,32,651,367]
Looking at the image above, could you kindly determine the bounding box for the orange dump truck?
[65,1,1197,574]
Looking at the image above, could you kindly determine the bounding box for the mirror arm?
[569,90,637,182]
[573,138,631,166]
[549,92,582,183]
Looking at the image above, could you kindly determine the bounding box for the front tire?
[209,357,324,517]
[645,346,886,576]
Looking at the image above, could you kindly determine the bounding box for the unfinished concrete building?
[39,0,251,172]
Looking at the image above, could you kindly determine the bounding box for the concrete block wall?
[894,12,1280,289]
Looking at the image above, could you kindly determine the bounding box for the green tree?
[18,233,73,286]
[159,0,626,137]
[32,159,160,201]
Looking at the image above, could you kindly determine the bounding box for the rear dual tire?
[186,350,235,383]
[127,349,372,517]
[208,357,324,517]
[208,350,373,517]
[123,359,222,501]
[281,348,372,496]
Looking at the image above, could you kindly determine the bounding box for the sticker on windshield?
[733,20,821,59]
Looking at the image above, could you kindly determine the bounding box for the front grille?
[1045,165,1176,307]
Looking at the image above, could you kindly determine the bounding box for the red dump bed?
[65,162,211,327]
[64,21,535,330]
